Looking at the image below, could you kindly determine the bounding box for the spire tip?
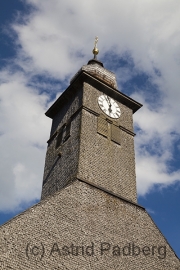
[92,36,99,59]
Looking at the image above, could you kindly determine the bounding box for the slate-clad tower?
[0,40,179,270]
[41,42,142,203]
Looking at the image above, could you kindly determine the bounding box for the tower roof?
[70,61,118,89]
[70,37,118,89]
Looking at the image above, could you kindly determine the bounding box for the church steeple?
[41,44,142,202]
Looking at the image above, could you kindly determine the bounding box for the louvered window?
[97,117,108,137]
[111,124,121,145]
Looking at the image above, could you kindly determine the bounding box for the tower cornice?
[45,70,142,119]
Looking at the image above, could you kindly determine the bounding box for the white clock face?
[98,95,121,118]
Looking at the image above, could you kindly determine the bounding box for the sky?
[0,0,180,258]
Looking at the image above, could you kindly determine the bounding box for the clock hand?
[104,95,110,105]
[104,95,112,108]
[103,95,112,114]
[107,96,112,113]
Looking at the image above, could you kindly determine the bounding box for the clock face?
[98,95,121,118]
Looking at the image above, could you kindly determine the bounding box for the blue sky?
[0,0,180,259]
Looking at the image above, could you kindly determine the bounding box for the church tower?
[0,38,179,270]
[41,38,142,203]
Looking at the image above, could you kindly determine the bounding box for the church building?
[0,39,179,269]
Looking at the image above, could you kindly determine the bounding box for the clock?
[98,94,121,118]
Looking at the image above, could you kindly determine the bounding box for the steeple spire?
[92,36,99,59]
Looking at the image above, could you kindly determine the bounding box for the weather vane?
[92,36,99,59]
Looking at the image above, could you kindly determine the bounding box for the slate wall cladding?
[0,181,179,269]
[41,88,83,200]
[42,78,137,201]
[77,82,137,203]
[78,109,137,203]
[41,113,81,199]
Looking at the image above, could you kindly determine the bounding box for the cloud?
[0,0,180,211]
[133,94,180,196]
[146,208,155,215]
[0,69,51,211]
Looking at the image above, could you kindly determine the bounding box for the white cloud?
[135,149,180,196]
[146,208,155,215]
[133,94,180,196]
[0,0,180,210]
[0,70,51,211]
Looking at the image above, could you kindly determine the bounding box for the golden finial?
[92,36,99,59]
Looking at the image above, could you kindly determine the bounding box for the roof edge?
[45,70,143,119]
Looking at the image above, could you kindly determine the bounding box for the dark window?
[56,125,65,149]
[56,121,71,149]
[63,120,71,141]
